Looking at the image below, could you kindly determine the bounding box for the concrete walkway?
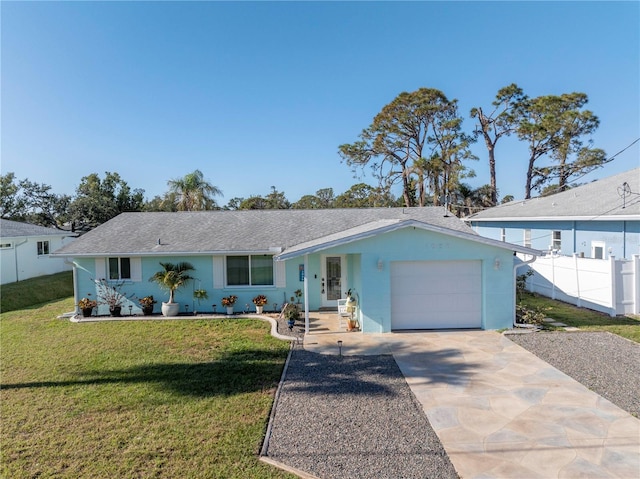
[303,330,640,479]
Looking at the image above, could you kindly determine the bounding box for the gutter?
[513,254,537,328]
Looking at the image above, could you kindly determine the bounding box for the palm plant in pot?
[149,262,195,317]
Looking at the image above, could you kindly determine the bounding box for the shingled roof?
[0,219,76,238]
[468,168,640,221]
[53,207,476,256]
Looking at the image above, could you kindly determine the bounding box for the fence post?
[609,255,616,317]
[573,253,581,308]
[634,255,640,315]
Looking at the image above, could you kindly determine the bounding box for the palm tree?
[167,170,222,211]
[149,262,195,304]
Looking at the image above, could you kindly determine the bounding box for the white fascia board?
[52,249,280,258]
[468,215,640,222]
[276,219,540,260]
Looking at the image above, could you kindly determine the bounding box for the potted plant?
[221,295,238,315]
[149,262,195,317]
[252,294,268,314]
[138,295,157,316]
[193,289,208,315]
[284,301,299,330]
[94,278,132,317]
[78,297,97,317]
[294,289,303,304]
[345,289,358,331]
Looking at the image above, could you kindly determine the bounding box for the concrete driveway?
[303,330,640,479]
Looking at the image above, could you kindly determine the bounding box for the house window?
[226,255,274,286]
[0,242,12,249]
[552,231,561,251]
[108,257,131,280]
[500,228,506,242]
[523,229,531,248]
[37,241,50,256]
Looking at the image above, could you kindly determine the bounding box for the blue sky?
[2,1,639,205]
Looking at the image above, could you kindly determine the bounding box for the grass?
[0,271,74,313]
[1,297,295,478]
[519,293,640,343]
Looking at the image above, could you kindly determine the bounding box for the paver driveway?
[304,330,640,479]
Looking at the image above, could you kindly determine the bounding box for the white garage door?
[391,260,482,330]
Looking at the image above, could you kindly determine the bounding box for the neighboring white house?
[0,219,77,284]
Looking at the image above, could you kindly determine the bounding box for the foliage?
[515,303,547,324]
[0,173,72,228]
[239,186,291,210]
[69,171,144,230]
[514,92,605,198]
[149,262,195,303]
[0,271,73,313]
[519,293,640,343]
[193,289,209,300]
[78,297,97,309]
[470,83,526,205]
[292,188,335,209]
[294,289,303,302]
[339,87,476,208]
[0,299,293,478]
[167,169,222,211]
[221,295,238,307]
[252,294,268,306]
[94,278,134,309]
[516,269,535,300]
[138,295,157,307]
[283,303,299,321]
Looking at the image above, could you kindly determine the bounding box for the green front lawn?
[520,293,640,343]
[1,298,294,478]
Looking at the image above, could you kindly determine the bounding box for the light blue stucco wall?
[298,227,517,332]
[72,226,518,330]
[470,220,640,259]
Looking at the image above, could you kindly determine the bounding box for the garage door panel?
[391,260,482,330]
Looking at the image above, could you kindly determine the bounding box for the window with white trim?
[552,231,561,251]
[226,255,274,286]
[108,257,131,280]
[37,241,50,256]
[523,229,531,248]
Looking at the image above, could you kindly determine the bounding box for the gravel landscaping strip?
[505,331,640,417]
[265,346,458,479]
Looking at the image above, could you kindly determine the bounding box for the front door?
[322,255,346,307]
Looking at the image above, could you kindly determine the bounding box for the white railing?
[520,253,640,317]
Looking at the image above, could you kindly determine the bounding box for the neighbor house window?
[552,231,561,251]
[108,257,131,280]
[523,229,532,248]
[226,255,274,286]
[37,241,50,256]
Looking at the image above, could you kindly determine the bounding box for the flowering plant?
[252,294,268,306]
[78,297,97,309]
[138,295,157,308]
[221,295,238,307]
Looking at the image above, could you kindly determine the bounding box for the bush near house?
[0,297,294,478]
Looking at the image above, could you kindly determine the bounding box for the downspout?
[68,260,80,315]
[13,238,28,282]
[513,253,537,328]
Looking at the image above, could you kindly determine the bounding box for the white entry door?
[321,255,346,307]
[391,260,482,330]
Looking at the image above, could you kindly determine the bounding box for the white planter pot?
[255,305,264,314]
[162,302,180,317]
[226,306,234,315]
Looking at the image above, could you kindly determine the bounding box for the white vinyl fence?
[521,253,640,317]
